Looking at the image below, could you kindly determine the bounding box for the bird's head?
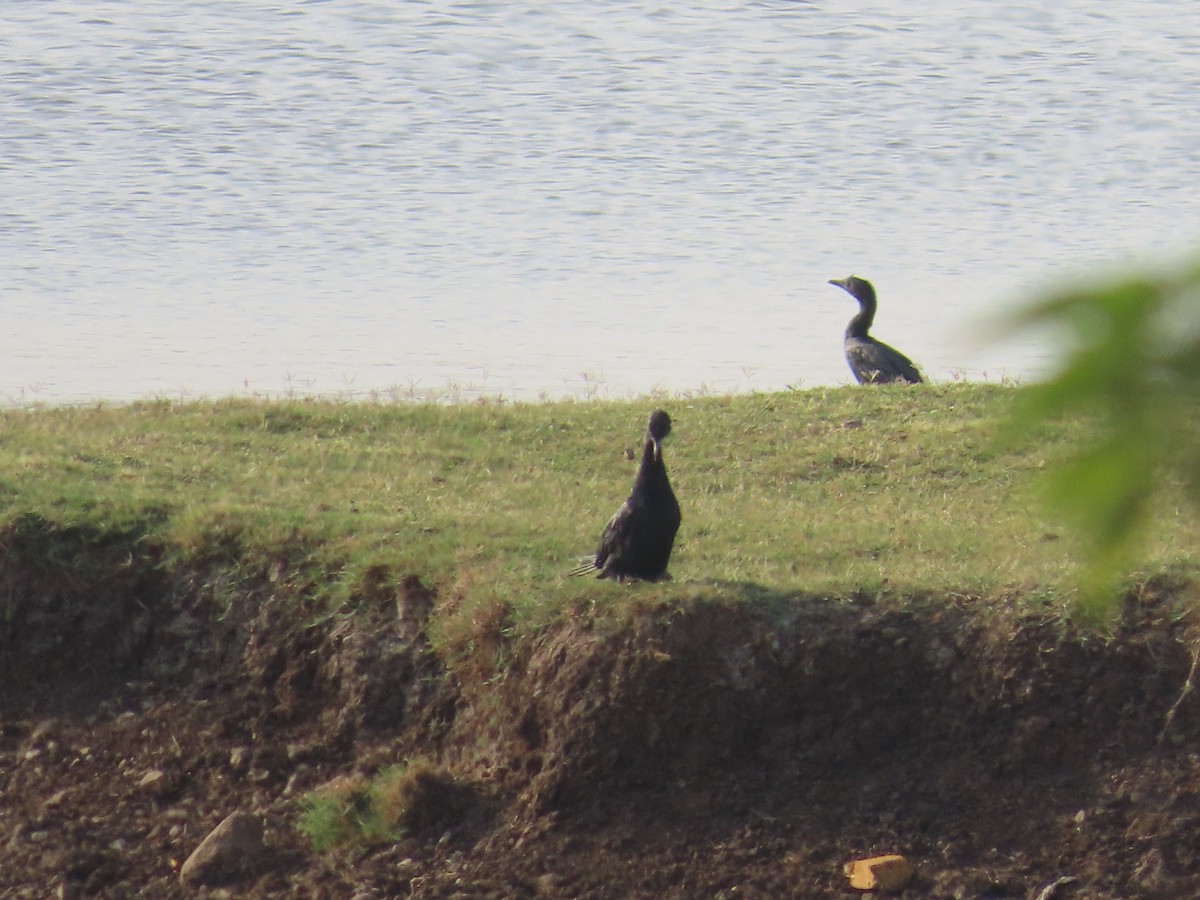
[647,409,672,459]
[828,275,876,305]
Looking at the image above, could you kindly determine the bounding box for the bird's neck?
[635,438,670,491]
[845,298,877,339]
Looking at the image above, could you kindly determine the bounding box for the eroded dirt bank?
[2,553,1200,898]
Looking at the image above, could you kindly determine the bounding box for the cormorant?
[569,409,681,582]
[828,276,923,384]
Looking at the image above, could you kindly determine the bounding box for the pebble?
[179,811,267,887]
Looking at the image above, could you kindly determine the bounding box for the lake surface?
[3,2,1199,405]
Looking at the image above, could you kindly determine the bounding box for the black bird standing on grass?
[570,409,681,582]
[828,276,923,384]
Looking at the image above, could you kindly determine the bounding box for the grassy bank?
[1,384,1197,626]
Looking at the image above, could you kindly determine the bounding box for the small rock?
[282,767,312,797]
[229,746,249,769]
[179,811,266,887]
[930,643,955,669]
[1033,875,1079,900]
[27,719,57,746]
[43,789,69,809]
[1132,847,1167,890]
[138,768,182,800]
[844,854,914,893]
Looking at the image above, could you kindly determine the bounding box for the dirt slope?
[2,561,1199,898]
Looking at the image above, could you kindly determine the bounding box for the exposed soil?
[3,551,1200,898]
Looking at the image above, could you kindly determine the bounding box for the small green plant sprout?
[297,762,471,853]
[297,774,379,853]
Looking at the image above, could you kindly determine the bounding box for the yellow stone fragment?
[844,854,914,892]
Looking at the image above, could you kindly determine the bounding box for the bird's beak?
[828,277,847,289]
[653,437,662,460]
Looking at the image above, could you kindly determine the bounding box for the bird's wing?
[847,340,922,383]
[569,500,632,577]
[594,501,633,569]
[876,341,923,383]
[845,342,882,383]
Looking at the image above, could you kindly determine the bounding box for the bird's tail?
[567,557,599,578]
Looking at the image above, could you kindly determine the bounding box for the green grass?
[296,761,467,852]
[1,385,1198,625]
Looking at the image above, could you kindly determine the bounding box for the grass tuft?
[296,762,470,852]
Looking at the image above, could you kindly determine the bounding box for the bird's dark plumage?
[569,409,681,582]
[828,276,923,385]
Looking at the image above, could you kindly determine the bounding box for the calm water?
[3,2,1199,404]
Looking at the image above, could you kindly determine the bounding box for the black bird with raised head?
[828,276,923,384]
[570,409,681,582]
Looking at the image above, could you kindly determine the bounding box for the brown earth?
[3,551,1200,898]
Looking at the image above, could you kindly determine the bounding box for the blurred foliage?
[1009,257,1200,615]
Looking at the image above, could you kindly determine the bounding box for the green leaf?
[1005,254,1200,616]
